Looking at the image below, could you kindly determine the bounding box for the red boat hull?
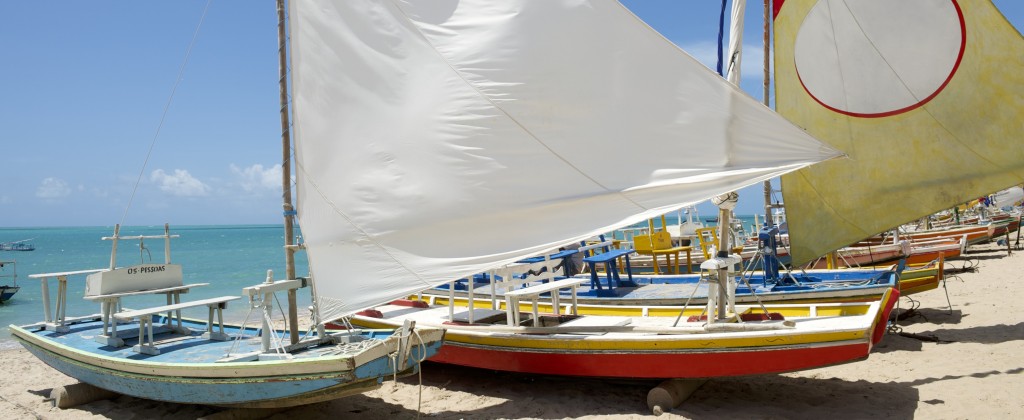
[429,341,871,378]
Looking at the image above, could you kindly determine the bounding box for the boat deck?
[365,299,879,340]
[428,269,897,306]
[16,315,390,364]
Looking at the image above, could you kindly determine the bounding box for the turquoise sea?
[0,225,309,348]
[0,216,764,348]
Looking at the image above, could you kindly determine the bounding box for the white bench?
[85,283,209,346]
[113,296,240,355]
[504,278,586,327]
[28,269,108,332]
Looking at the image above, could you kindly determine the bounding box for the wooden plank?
[558,316,632,327]
[28,269,106,279]
[504,278,586,298]
[113,296,240,320]
[583,248,633,263]
[83,283,209,301]
[448,309,506,323]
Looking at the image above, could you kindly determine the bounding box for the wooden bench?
[113,296,241,355]
[85,282,209,346]
[503,278,586,327]
[579,236,636,296]
[515,248,580,277]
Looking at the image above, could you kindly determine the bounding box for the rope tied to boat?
[383,325,429,418]
[328,337,383,356]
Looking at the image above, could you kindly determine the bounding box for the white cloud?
[680,40,720,69]
[36,177,72,198]
[231,163,282,192]
[150,169,211,197]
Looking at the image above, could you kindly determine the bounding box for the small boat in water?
[0,239,35,252]
[0,260,19,303]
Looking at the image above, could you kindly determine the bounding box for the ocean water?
[0,225,309,348]
[613,213,763,239]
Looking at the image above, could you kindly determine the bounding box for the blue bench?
[515,247,580,277]
[580,236,636,297]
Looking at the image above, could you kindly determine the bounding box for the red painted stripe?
[430,342,870,379]
[872,288,900,345]
[797,0,966,118]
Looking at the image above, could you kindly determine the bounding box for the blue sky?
[2,1,1021,227]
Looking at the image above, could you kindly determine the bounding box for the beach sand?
[2,241,1021,419]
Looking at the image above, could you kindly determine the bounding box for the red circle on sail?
[793,0,965,118]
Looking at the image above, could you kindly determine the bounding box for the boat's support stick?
[1015,215,1022,249]
[711,192,738,321]
[48,383,118,409]
[647,379,707,415]
[1005,230,1012,256]
[257,270,276,353]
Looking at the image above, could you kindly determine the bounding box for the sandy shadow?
[873,320,1024,355]
[872,333,925,353]
[26,388,50,398]
[275,364,655,419]
[677,375,918,420]
[965,254,1011,261]
[265,362,941,419]
[47,360,1020,419]
[896,308,964,325]
[912,322,1024,345]
[265,365,929,420]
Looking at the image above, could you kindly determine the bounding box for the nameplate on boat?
[85,264,183,296]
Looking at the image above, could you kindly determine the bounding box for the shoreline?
[2,242,1021,419]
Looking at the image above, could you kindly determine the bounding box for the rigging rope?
[118,0,214,227]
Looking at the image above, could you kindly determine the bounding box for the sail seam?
[385,1,647,212]
[291,159,434,292]
[839,1,923,105]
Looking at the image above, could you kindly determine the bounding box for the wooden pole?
[109,224,120,270]
[276,0,299,345]
[762,0,774,228]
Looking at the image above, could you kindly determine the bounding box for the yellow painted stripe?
[350,316,870,351]
[409,296,876,318]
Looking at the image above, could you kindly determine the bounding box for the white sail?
[288,0,842,319]
[725,0,746,85]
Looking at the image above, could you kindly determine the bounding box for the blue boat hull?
[11,317,444,408]
[0,286,18,303]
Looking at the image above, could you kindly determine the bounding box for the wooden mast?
[276,0,299,345]
[762,0,774,228]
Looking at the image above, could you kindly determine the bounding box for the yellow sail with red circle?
[774,0,1024,265]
